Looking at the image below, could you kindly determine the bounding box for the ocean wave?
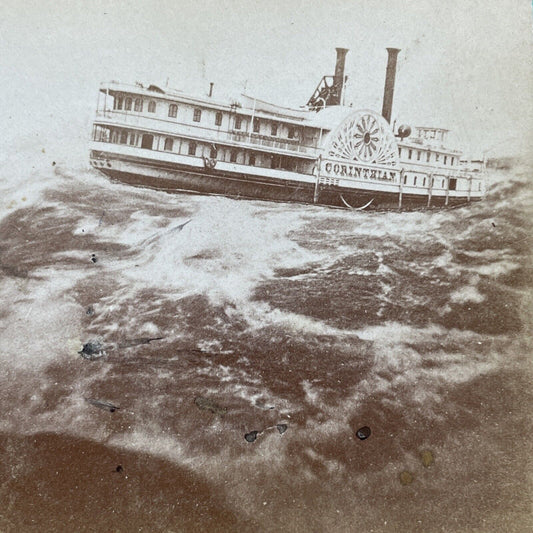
[0,152,532,518]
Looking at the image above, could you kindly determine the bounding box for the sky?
[1,0,532,161]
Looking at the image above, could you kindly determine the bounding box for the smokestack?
[381,48,400,123]
[333,48,348,106]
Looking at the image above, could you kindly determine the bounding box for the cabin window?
[235,115,242,129]
[148,101,156,113]
[451,157,455,166]
[119,131,128,144]
[423,177,426,187]
[253,118,260,133]
[444,155,447,165]
[288,127,296,139]
[164,138,173,151]
[134,98,143,112]
[168,104,177,118]
[417,150,421,161]
[230,150,237,163]
[436,153,440,162]
[114,96,123,110]
[408,149,412,160]
[215,112,223,126]
[193,108,202,122]
[426,151,430,162]
[414,176,417,186]
[93,126,110,142]
[403,175,407,184]
[398,147,402,157]
[188,142,197,156]
[449,178,457,190]
[141,134,153,150]
[124,97,132,111]
[210,146,217,158]
[441,179,445,187]
[249,153,256,166]
[271,123,278,136]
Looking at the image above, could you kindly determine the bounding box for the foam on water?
[0,271,84,370]
[75,193,325,310]
[0,147,532,523]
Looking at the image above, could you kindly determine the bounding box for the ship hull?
[90,150,481,210]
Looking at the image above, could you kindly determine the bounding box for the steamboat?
[89,48,484,209]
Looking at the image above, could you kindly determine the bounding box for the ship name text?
[322,161,397,182]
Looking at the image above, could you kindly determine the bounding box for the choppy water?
[0,155,532,532]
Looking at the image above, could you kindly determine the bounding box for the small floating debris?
[356,426,371,440]
[115,465,123,473]
[276,424,288,435]
[420,449,434,467]
[78,340,106,360]
[118,337,164,349]
[399,471,414,485]
[245,424,287,442]
[245,431,259,443]
[91,253,97,263]
[175,219,192,232]
[86,305,95,316]
[142,219,193,246]
[194,396,227,416]
[254,399,275,410]
[85,398,119,412]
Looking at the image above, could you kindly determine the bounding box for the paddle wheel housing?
[322,109,399,166]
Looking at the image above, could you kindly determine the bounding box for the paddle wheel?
[323,109,399,166]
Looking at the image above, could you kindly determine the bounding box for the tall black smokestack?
[333,48,348,105]
[381,48,400,123]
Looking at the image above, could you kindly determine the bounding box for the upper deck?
[95,82,321,158]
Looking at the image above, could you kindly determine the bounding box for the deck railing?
[94,109,318,157]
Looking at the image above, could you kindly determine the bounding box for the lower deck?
[90,146,482,210]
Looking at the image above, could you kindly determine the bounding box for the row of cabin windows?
[104,128,238,159]
[156,135,299,169]
[114,97,157,113]
[97,127,307,171]
[114,97,204,123]
[149,137,199,156]
[107,129,198,156]
[402,175,459,189]
[170,106,219,125]
[399,147,455,166]
[234,116,293,138]
[168,104,222,126]
[162,137,198,155]
[113,97,298,139]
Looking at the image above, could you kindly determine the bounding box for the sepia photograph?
[0,1,532,531]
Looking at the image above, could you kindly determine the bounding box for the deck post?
[427,173,433,208]
[398,169,404,209]
[445,176,450,206]
[313,155,322,204]
[467,176,472,202]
